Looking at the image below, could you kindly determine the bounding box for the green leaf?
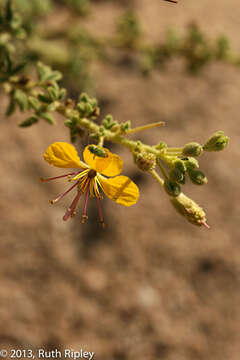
[6,95,16,116]
[38,93,52,103]
[18,116,39,127]
[47,86,58,101]
[28,96,40,111]
[14,89,28,112]
[37,62,62,83]
[40,112,55,125]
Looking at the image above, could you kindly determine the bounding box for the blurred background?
[0,0,240,359]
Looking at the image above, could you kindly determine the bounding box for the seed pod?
[170,193,209,227]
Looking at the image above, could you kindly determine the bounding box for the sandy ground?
[0,1,240,359]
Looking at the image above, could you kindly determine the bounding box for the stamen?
[63,190,82,221]
[201,221,210,229]
[40,171,79,182]
[72,169,90,181]
[94,178,101,198]
[49,181,79,204]
[95,183,105,228]
[81,181,90,224]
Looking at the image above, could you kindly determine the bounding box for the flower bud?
[173,159,186,173]
[170,192,209,227]
[203,131,229,151]
[134,152,156,171]
[182,142,203,157]
[188,169,208,185]
[164,179,181,197]
[184,157,199,170]
[155,141,167,150]
[169,168,185,184]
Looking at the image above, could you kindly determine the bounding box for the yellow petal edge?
[99,175,139,206]
[44,142,84,168]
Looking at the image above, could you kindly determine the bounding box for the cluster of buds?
[147,131,229,227]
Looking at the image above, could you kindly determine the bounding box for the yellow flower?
[40,142,139,227]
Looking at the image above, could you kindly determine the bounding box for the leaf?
[18,116,39,127]
[6,95,16,116]
[6,0,13,22]
[40,112,55,125]
[14,90,29,112]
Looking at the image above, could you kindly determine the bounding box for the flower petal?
[83,145,123,176]
[99,175,139,206]
[44,142,85,168]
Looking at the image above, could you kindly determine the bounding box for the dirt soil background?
[0,0,240,359]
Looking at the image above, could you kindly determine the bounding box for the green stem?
[156,158,168,179]
[149,169,164,187]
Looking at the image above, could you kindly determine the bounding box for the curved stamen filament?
[81,181,90,224]
[72,169,89,181]
[63,190,82,221]
[40,171,80,182]
[94,183,104,228]
[49,181,79,204]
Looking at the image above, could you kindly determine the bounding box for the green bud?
[18,115,38,127]
[188,169,208,185]
[170,192,209,227]
[164,179,181,197]
[155,141,167,150]
[184,157,199,170]
[77,103,86,115]
[182,142,203,157]
[169,168,185,184]
[102,115,117,130]
[79,93,89,103]
[87,103,94,115]
[120,120,131,132]
[203,131,229,151]
[173,159,186,172]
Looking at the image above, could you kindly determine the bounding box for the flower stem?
[156,159,168,179]
[149,169,164,187]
